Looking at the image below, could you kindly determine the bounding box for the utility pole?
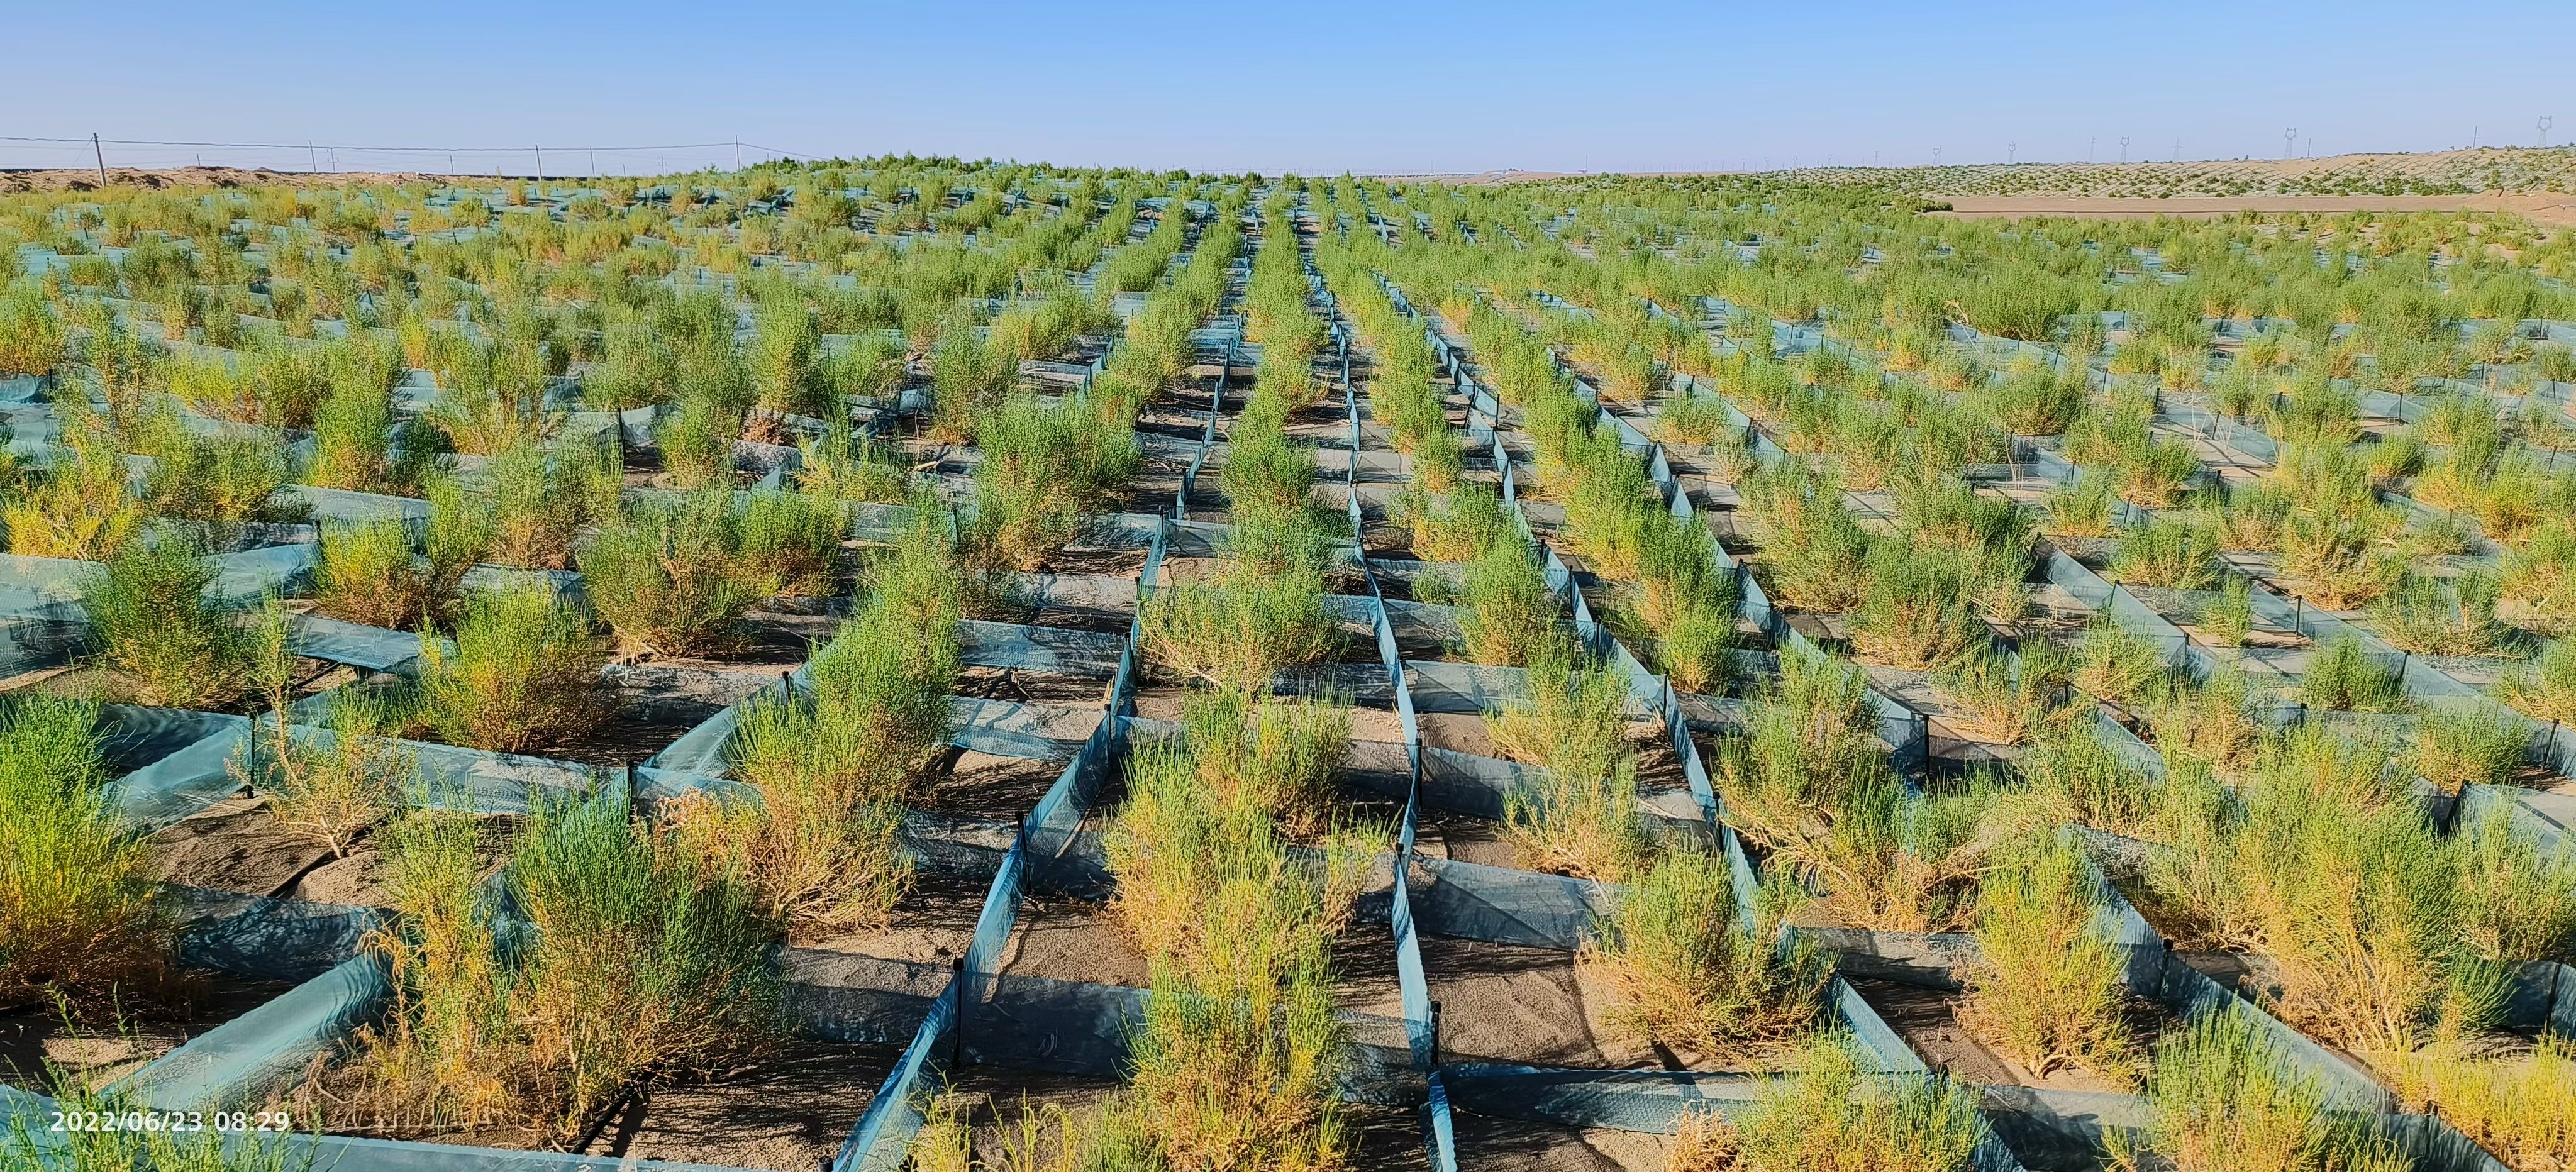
[2119,135,2130,163]
[308,141,318,172]
[2543,116,2557,148]
[735,139,741,170]
[2007,143,2016,165]
[535,145,544,186]
[2283,127,2297,160]
[91,133,107,186]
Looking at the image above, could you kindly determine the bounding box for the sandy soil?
[994,898,1151,989]
[1450,1111,1672,1172]
[802,872,987,967]
[0,971,294,1088]
[575,1039,902,1171]
[150,797,336,898]
[1846,976,2147,1094]
[1419,936,1653,1069]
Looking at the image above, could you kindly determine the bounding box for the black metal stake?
[1429,1000,1443,1068]
[949,955,967,1070]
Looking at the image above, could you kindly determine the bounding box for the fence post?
[947,954,969,1071]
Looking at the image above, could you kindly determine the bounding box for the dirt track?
[1929,192,2576,226]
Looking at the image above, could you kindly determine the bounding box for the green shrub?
[2112,516,2219,590]
[508,785,777,1138]
[738,489,845,598]
[1962,836,2138,1085]
[2043,471,2116,538]
[411,583,602,753]
[1579,854,1824,1055]
[3,437,145,559]
[1671,1032,1985,1172]
[82,530,250,707]
[692,520,958,934]
[965,394,1136,570]
[2500,637,2576,724]
[1848,539,1987,669]
[1456,536,1562,666]
[0,695,170,1009]
[2302,634,2408,713]
[1496,650,1647,880]
[579,491,761,660]
[315,511,477,631]
[1143,527,1337,696]
[2200,577,2254,647]
[1402,478,1512,563]
[2107,1011,2407,1172]
[480,440,617,571]
[0,282,65,377]
[2409,707,2531,795]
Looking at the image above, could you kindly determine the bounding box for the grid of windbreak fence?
[3,170,2570,1172]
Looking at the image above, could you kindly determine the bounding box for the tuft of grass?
[2200,577,2255,647]
[2387,1034,2575,1172]
[1457,535,1563,666]
[1678,1032,1987,1172]
[2451,807,2576,968]
[82,529,250,708]
[1717,648,1889,838]
[578,490,763,659]
[2302,635,2409,713]
[0,695,171,1010]
[2107,1010,2407,1172]
[1579,855,1826,1056]
[1657,391,1733,447]
[411,583,603,754]
[1960,836,2138,1085]
[505,785,779,1139]
[796,416,914,505]
[2111,516,2220,590]
[685,520,958,936]
[2409,707,2531,795]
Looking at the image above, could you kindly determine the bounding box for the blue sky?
[9,0,2568,175]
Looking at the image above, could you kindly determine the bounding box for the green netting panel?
[113,717,251,828]
[1410,858,1609,951]
[107,956,389,1112]
[171,887,384,981]
[285,612,424,672]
